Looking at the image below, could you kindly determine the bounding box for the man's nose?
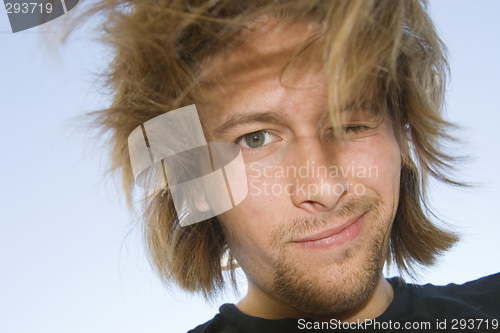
[287,136,349,214]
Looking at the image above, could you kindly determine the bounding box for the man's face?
[198,20,401,317]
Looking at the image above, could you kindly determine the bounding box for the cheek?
[219,203,281,271]
[242,158,291,215]
[218,171,284,263]
[342,134,401,200]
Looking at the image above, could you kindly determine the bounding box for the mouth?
[290,213,366,249]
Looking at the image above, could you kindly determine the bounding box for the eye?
[236,130,279,149]
[343,125,370,134]
[324,125,372,142]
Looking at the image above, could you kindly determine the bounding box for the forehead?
[196,18,387,140]
[199,19,325,98]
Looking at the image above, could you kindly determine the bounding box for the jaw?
[238,270,393,322]
[229,196,397,321]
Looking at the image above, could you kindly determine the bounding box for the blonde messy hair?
[66,0,460,298]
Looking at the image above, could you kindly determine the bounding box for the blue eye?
[237,130,276,149]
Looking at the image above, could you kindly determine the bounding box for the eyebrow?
[212,111,292,139]
[317,103,380,126]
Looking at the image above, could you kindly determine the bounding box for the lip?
[291,213,366,249]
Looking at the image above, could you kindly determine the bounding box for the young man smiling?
[195,19,400,323]
[69,0,500,331]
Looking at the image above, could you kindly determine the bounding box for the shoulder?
[186,305,237,333]
[407,272,500,319]
[187,314,226,333]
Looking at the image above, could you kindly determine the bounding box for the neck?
[236,274,394,322]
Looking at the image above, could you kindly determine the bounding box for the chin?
[270,221,387,316]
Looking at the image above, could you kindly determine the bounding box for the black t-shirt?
[188,273,500,332]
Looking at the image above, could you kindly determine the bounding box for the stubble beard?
[270,196,390,316]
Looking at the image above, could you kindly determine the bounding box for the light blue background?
[1,1,499,332]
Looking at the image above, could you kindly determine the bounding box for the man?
[72,0,499,331]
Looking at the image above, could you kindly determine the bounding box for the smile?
[290,213,366,249]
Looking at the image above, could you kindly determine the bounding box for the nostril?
[305,201,326,211]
